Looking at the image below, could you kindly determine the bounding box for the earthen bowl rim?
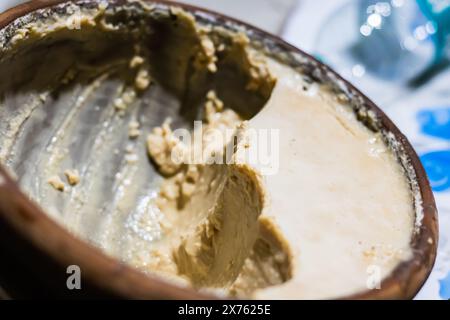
[0,0,438,300]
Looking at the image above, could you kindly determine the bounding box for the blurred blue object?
[316,0,450,85]
[354,0,435,80]
[417,107,450,192]
[420,150,450,191]
[417,107,450,140]
[439,271,450,299]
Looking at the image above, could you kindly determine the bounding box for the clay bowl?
[0,0,438,299]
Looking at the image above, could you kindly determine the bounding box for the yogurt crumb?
[128,120,141,139]
[125,153,139,164]
[64,169,80,186]
[130,55,144,69]
[48,175,65,191]
[135,68,151,90]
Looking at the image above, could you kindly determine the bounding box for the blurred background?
[0,0,449,300]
